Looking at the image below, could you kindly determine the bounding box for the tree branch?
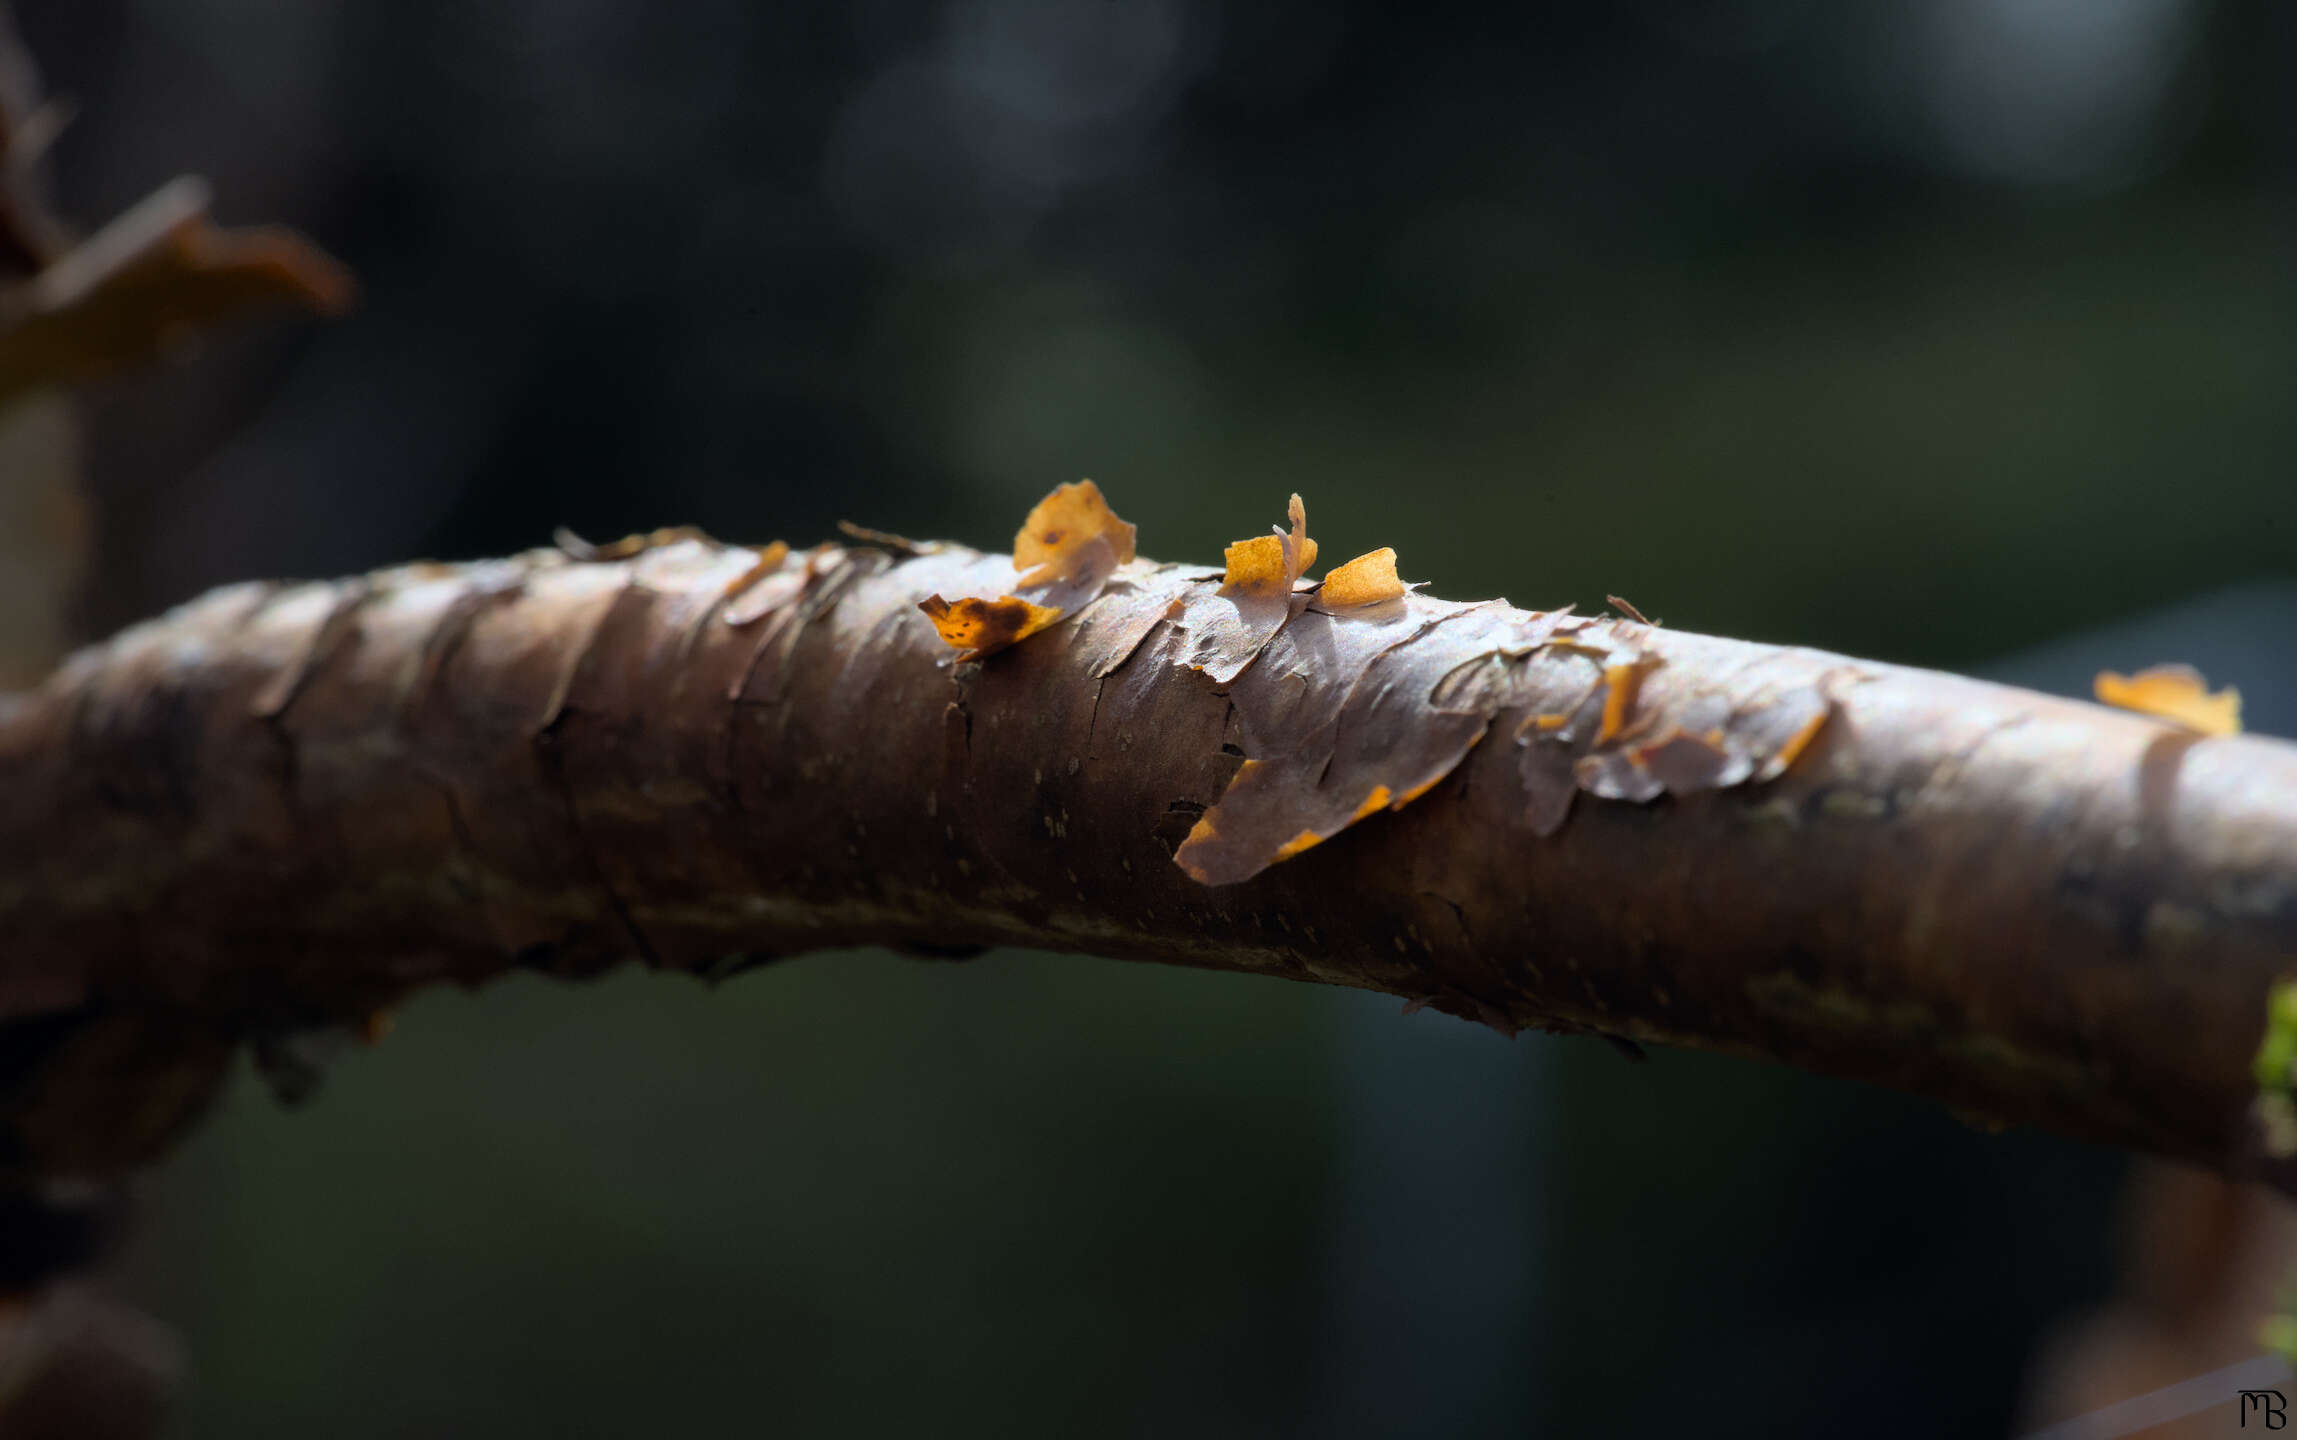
[2,512,2292,1195]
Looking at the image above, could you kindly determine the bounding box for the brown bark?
[2,529,2293,1194]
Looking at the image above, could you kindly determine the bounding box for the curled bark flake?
[1013,479,1135,588]
[913,481,1141,663]
[1191,596,1842,862]
[721,544,818,629]
[1173,581,1302,686]
[1606,594,1654,626]
[834,521,930,557]
[1316,547,1408,610]
[917,594,1063,662]
[1219,492,1318,601]
[1069,568,1202,680]
[1568,652,1838,805]
[1426,614,1590,715]
[626,539,782,664]
[724,546,878,700]
[1576,732,1733,804]
[11,490,2297,1206]
[1595,659,1653,745]
[496,561,633,736]
[1738,684,1835,783]
[1175,494,1327,684]
[1175,600,1551,884]
[2096,664,2242,737]
[713,540,792,615]
[244,580,372,721]
[1517,740,1582,837]
[554,525,711,563]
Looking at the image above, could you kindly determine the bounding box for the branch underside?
[2,537,2293,1189]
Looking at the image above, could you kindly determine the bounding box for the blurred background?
[4,0,2292,1433]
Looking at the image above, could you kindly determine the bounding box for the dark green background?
[15,0,2292,1433]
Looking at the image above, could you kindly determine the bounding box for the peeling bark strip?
[918,491,1837,881]
[2,495,2296,1195]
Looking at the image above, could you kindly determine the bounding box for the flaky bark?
[2,530,2294,1194]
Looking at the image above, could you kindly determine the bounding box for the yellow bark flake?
[916,481,1142,662]
[1221,493,1317,599]
[1271,829,1326,862]
[1320,547,1407,608]
[1350,785,1396,821]
[917,594,1063,661]
[721,540,790,600]
[1596,662,1646,745]
[1013,479,1137,588]
[1768,705,1831,773]
[2095,665,2242,736]
[1395,773,1445,806]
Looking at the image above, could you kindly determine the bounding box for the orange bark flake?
[1218,534,1291,599]
[1013,480,1137,588]
[1595,661,1647,744]
[914,481,1144,662]
[1174,600,1542,884]
[917,594,1063,661]
[2095,665,2242,736]
[1271,830,1326,862]
[1319,547,1407,609]
[897,483,1848,881]
[557,525,710,562]
[1351,785,1397,821]
[1763,701,1833,778]
[718,540,790,604]
[1220,493,1317,599]
[1176,494,1326,682]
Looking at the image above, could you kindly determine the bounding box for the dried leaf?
[0,176,354,403]
[918,594,1063,662]
[1319,547,1407,609]
[2095,664,2241,736]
